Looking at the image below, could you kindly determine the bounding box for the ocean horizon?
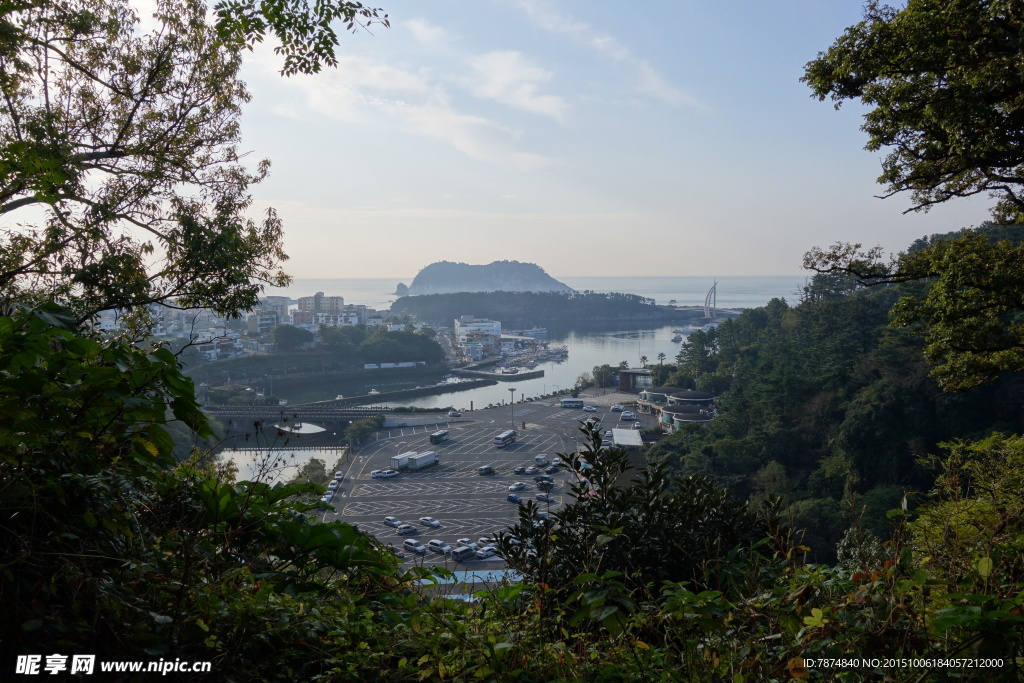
[264,275,809,311]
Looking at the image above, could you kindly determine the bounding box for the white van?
[451,546,476,562]
[534,455,549,466]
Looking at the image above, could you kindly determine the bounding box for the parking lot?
[325,395,648,567]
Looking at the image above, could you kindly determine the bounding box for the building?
[297,292,345,314]
[454,315,502,343]
[313,312,363,327]
[617,368,653,392]
[259,295,292,319]
[246,310,280,335]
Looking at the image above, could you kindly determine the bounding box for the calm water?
[261,275,807,409]
[264,275,807,310]
[388,324,691,410]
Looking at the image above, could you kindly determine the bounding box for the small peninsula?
[405,260,573,296]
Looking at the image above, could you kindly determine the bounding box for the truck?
[407,451,439,470]
[389,451,418,470]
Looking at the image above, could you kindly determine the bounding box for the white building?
[454,315,502,343]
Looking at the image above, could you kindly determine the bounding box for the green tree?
[273,324,313,351]
[0,0,290,325]
[803,0,1024,222]
[592,364,616,388]
[803,1,1024,391]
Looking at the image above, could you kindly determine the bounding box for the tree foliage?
[213,0,389,76]
[803,0,1024,221]
[0,0,289,324]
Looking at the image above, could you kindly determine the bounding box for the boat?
[368,389,380,395]
[335,394,344,400]
[671,334,682,342]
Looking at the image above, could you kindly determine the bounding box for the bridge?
[204,405,390,421]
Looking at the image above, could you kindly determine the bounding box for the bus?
[429,430,449,445]
[560,398,584,409]
[493,430,517,448]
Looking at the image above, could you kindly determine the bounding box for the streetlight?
[509,386,516,431]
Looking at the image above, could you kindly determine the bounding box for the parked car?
[378,469,400,478]
[334,471,344,480]
[396,524,418,535]
[533,474,554,483]
[455,538,478,550]
[611,405,624,412]
[386,545,406,559]
[451,546,476,561]
[478,536,497,546]
[544,465,559,474]
[478,465,494,475]
[448,410,461,417]
[537,493,556,503]
[620,411,635,421]
[475,546,498,560]
[507,494,523,504]
[508,482,526,491]
[419,516,441,528]
[319,495,332,505]
[551,457,562,466]
[383,516,402,528]
[427,539,452,554]
[403,539,426,554]
[370,469,383,478]
[601,439,612,447]
[513,465,526,475]
[582,405,597,412]
[524,466,538,475]
[327,480,339,490]
[604,430,613,438]
[537,480,555,491]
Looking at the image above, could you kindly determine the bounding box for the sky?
[236,0,991,280]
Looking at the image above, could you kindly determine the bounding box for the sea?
[259,275,807,410]
[264,275,808,311]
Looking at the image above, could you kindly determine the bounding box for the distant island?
[402,260,573,296]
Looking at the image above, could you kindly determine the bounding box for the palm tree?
[657,352,666,365]
[640,355,648,368]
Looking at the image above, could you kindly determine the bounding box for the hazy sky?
[238,0,990,280]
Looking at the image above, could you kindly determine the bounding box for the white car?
[448,410,461,417]
[327,480,339,490]
[419,516,441,528]
[427,539,452,554]
[582,405,597,412]
[383,516,402,528]
[611,405,624,412]
[370,469,383,478]
[604,430,613,438]
[403,539,426,554]
[620,411,635,421]
[455,539,478,551]
[396,524,418,535]
[508,482,526,491]
[551,457,562,466]
[334,471,344,480]
[378,469,400,478]
[524,466,538,475]
[475,546,498,560]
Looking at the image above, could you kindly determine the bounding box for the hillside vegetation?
[3,1,1024,680]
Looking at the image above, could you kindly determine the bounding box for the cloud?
[470,51,567,122]
[508,0,702,108]
[273,54,557,170]
[406,18,451,48]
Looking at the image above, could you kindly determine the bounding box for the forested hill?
[390,290,696,327]
[404,260,573,295]
[648,250,1024,561]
